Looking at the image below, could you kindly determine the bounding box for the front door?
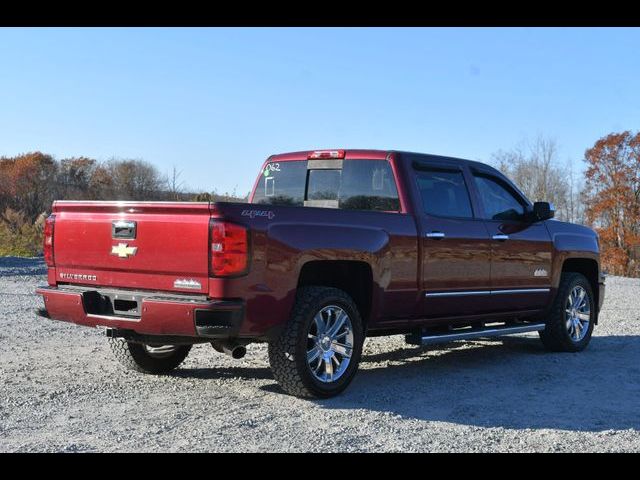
[414,165,493,318]
[470,171,553,312]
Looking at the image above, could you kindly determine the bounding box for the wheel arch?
[297,260,374,330]
[560,257,600,323]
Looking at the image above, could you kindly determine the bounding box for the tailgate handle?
[112,220,137,239]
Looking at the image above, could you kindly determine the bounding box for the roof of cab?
[267,149,496,172]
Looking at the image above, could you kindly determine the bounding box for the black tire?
[268,286,364,399]
[539,272,595,352]
[108,338,192,374]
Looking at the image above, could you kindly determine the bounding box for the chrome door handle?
[492,234,509,241]
[426,231,446,239]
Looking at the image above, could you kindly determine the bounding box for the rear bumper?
[36,286,244,339]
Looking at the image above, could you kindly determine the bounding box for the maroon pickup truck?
[36,149,605,398]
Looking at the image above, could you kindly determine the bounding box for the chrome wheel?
[306,305,354,383]
[565,286,591,342]
[143,344,179,359]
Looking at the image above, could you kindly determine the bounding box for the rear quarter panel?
[210,203,418,337]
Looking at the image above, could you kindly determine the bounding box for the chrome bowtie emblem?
[111,243,138,258]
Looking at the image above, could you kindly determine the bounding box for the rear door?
[468,169,553,312]
[412,161,493,318]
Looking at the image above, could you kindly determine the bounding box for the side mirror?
[531,201,555,221]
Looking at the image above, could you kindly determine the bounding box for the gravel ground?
[1,257,639,452]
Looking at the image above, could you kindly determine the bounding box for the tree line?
[0,153,245,256]
[1,132,639,277]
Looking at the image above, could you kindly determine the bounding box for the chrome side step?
[406,323,546,346]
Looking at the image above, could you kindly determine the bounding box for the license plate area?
[83,290,142,318]
[113,298,139,315]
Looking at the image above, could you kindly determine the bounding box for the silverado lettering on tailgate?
[59,272,97,281]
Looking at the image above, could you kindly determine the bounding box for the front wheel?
[268,286,364,398]
[109,338,192,374]
[539,272,595,352]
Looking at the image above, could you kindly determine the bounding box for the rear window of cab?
[251,159,400,212]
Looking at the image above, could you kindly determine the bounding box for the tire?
[539,272,595,352]
[108,338,192,374]
[268,286,364,399]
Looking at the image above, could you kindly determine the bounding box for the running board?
[405,323,546,346]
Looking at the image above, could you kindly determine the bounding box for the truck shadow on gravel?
[172,366,275,381]
[264,335,640,432]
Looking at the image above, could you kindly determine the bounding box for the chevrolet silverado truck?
[36,149,606,398]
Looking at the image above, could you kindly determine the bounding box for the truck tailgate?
[51,201,212,294]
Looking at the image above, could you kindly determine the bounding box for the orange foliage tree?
[583,131,640,277]
[0,152,58,221]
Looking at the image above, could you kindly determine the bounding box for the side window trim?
[412,161,463,174]
[380,157,403,213]
[412,164,477,220]
[461,164,485,220]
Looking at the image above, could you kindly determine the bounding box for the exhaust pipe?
[223,343,246,359]
[212,341,247,359]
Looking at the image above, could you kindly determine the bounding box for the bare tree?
[565,158,586,224]
[490,136,573,222]
[166,166,185,201]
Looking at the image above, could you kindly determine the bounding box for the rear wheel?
[539,272,595,352]
[268,286,364,398]
[109,338,191,374]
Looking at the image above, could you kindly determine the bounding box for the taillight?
[210,221,248,277]
[308,149,345,159]
[43,214,55,267]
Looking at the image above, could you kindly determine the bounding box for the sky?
[0,27,638,195]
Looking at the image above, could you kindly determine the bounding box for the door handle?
[426,231,446,239]
[492,234,509,241]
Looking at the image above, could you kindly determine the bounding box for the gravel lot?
[1,257,639,452]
